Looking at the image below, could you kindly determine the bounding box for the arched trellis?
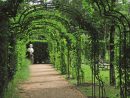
[27,24,61,37]
[93,0,130,98]
[19,18,69,42]
[10,2,106,98]
[10,11,72,37]
[0,1,129,98]
[18,9,70,26]
[21,16,68,34]
[17,11,89,84]
[25,26,61,66]
[0,1,101,98]
[22,21,64,38]
[16,3,98,35]
[21,20,74,75]
[23,14,70,30]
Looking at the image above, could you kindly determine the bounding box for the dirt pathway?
[19,64,87,98]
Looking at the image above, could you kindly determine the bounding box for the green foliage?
[3,59,30,98]
[69,64,120,98]
[3,40,30,98]
[0,0,130,98]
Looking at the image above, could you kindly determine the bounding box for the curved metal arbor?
[9,1,107,98]
[1,0,130,98]
[94,0,130,98]
[13,2,107,98]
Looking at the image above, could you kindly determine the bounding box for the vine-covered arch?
[0,1,130,98]
[4,2,115,98]
[91,0,130,98]
[15,3,99,35]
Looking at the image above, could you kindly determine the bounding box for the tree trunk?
[109,24,116,86]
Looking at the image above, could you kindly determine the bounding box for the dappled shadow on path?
[19,64,87,98]
[20,86,86,98]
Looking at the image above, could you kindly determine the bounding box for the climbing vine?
[0,0,130,98]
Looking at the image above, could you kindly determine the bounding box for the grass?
[3,59,30,98]
[69,64,120,98]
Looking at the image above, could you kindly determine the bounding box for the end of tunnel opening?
[26,41,50,64]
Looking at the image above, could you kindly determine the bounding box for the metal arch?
[26,21,74,48]
[18,3,80,24]
[25,28,58,41]
[18,23,62,43]
[57,4,99,35]
[27,25,75,43]
[4,0,130,98]
[18,21,63,40]
[15,16,74,45]
[27,22,62,36]
[27,26,61,35]
[93,0,130,98]
[94,0,130,30]
[28,24,75,46]
[24,21,72,70]
[22,12,70,24]
[17,4,70,24]
[80,0,130,98]
[18,5,44,23]
[16,13,74,41]
[9,13,66,32]
[16,3,98,35]
[10,13,71,36]
[93,0,130,34]
[21,14,71,32]
[29,28,59,39]
[22,20,64,35]
[12,9,75,36]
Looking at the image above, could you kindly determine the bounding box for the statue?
[27,44,34,64]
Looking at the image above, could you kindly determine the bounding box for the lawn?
[69,64,120,98]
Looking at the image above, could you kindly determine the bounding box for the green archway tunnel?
[0,1,130,98]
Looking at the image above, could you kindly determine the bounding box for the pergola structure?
[0,0,130,98]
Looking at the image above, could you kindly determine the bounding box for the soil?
[18,64,87,98]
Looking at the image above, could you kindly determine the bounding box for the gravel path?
[19,64,86,98]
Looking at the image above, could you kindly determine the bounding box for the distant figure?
[27,44,34,64]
